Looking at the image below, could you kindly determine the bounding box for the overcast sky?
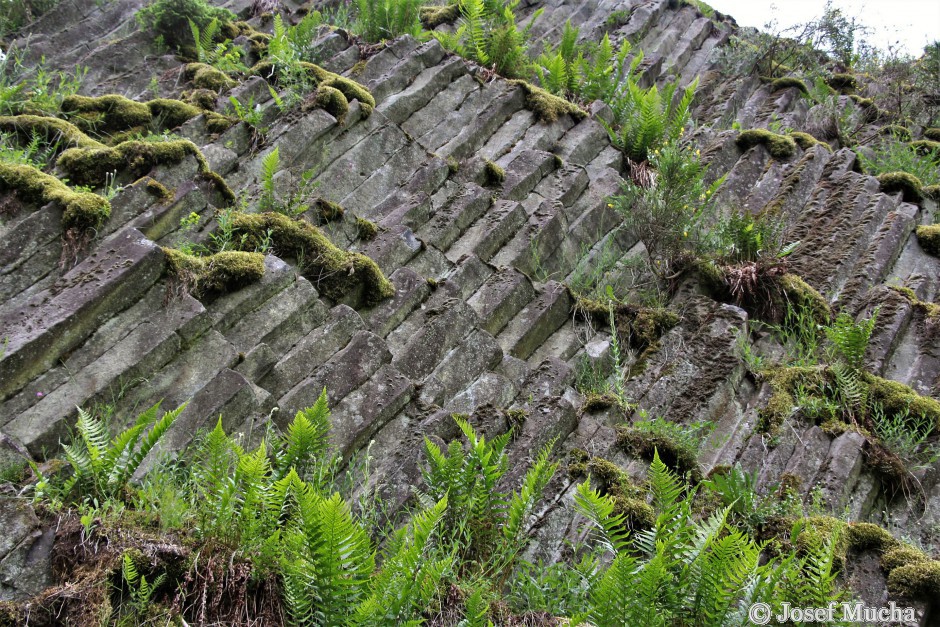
[705,0,940,57]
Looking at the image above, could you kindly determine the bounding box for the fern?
[825,309,877,371]
[260,146,280,212]
[352,497,452,625]
[58,402,185,502]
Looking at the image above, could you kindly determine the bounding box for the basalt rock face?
[1,0,939,613]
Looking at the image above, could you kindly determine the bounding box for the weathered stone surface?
[0,228,164,401]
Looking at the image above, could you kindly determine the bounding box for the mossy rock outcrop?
[163,248,266,298]
[916,224,940,257]
[736,129,797,159]
[228,212,394,305]
[0,161,109,232]
[876,172,922,203]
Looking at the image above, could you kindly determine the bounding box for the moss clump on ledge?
[826,73,857,94]
[910,139,940,155]
[788,131,830,151]
[61,94,152,134]
[184,63,237,92]
[757,366,823,433]
[923,184,940,201]
[356,217,379,241]
[880,124,912,141]
[876,172,922,203]
[296,63,375,116]
[888,285,940,318]
[228,212,394,305]
[924,128,940,142]
[147,98,203,128]
[0,161,110,232]
[769,77,808,94]
[302,85,349,122]
[55,138,224,191]
[916,224,940,257]
[0,115,104,150]
[862,373,940,432]
[313,198,344,222]
[162,248,265,298]
[483,159,505,186]
[568,453,655,531]
[574,297,679,351]
[778,273,831,323]
[735,129,797,159]
[888,560,940,600]
[616,424,701,481]
[509,80,587,123]
[758,364,940,435]
[420,4,461,28]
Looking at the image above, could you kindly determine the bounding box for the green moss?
[778,273,831,323]
[581,393,619,413]
[356,217,379,241]
[567,448,590,478]
[863,373,940,433]
[616,424,701,481]
[924,128,940,142]
[880,124,912,141]
[881,545,927,571]
[509,80,587,123]
[574,297,678,351]
[61,94,152,134]
[788,131,829,151]
[162,248,265,298]
[302,85,349,122]
[877,171,923,203]
[146,98,202,128]
[769,77,807,93]
[846,522,900,552]
[350,60,368,77]
[736,129,797,159]
[758,366,825,434]
[228,212,394,306]
[583,456,655,530]
[483,159,505,186]
[910,139,940,155]
[57,139,208,186]
[296,63,376,116]
[446,156,460,174]
[184,63,237,92]
[313,198,344,222]
[181,88,219,110]
[887,560,940,600]
[849,94,874,108]
[0,161,110,232]
[916,224,940,257]
[0,115,103,150]
[204,112,235,134]
[826,73,857,94]
[420,4,461,28]
[144,177,173,200]
[923,184,940,201]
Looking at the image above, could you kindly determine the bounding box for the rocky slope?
[1,0,939,618]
